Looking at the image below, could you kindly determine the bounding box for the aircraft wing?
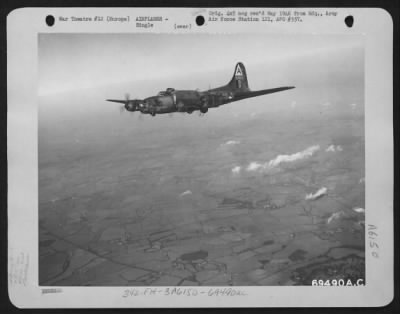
[106,99,127,104]
[233,86,295,101]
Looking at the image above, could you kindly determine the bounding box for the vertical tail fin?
[227,62,250,92]
[207,62,251,93]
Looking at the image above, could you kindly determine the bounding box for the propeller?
[116,93,131,114]
[124,93,141,113]
[124,93,132,112]
[108,94,147,116]
[125,93,130,104]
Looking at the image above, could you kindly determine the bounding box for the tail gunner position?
[107,62,295,116]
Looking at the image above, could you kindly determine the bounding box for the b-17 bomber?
[107,62,295,116]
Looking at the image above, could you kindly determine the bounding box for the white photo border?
[7,7,393,308]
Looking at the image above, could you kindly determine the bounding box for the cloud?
[325,145,343,152]
[352,207,365,214]
[327,211,344,224]
[232,166,241,174]
[326,145,335,152]
[305,187,328,200]
[179,190,192,197]
[225,140,240,146]
[246,162,263,171]
[245,145,320,173]
[268,145,320,167]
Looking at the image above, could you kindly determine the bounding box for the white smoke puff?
[232,166,241,174]
[250,112,256,117]
[291,101,297,109]
[359,177,365,184]
[225,140,240,145]
[247,162,263,171]
[327,211,344,224]
[349,103,357,109]
[305,187,328,200]
[268,145,320,167]
[179,190,192,197]
[322,102,331,107]
[353,207,365,214]
[336,145,343,152]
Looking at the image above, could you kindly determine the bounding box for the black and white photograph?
[38,33,366,287]
[7,6,394,308]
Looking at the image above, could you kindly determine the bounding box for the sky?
[38,33,365,163]
[38,33,364,97]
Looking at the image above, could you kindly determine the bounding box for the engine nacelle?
[200,106,208,113]
[200,95,209,111]
[125,99,144,112]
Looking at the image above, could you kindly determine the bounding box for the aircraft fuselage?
[138,89,232,115]
[107,62,294,116]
